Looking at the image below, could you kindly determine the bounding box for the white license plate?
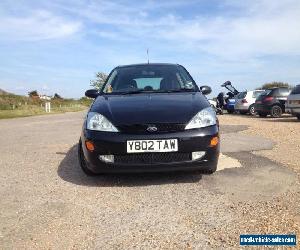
[127,139,178,153]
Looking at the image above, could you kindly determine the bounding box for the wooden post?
[45,102,51,112]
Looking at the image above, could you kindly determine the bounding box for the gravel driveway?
[0,111,299,249]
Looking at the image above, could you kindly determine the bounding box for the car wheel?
[248,105,256,116]
[258,112,268,117]
[78,140,98,176]
[270,105,283,118]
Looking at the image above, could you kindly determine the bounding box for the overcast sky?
[0,0,300,98]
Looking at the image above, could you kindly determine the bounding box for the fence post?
[45,102,51,112]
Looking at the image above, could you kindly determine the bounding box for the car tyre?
[258,112,268,117]
[248,104,256,116]
[78,140,98,176]
[270,105,283,118]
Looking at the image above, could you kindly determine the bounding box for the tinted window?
[262,89,272,95]
[291,85,300,94]
[269,89,279,96]
[102,65,196,94]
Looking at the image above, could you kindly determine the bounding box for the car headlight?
[86,112,119,132]
[185,107,216,129]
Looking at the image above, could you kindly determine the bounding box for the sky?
[0,0,300,98]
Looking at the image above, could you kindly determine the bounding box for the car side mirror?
[200,85,212,95]
[85,89,99,98]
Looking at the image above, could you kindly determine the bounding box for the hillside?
[0,88,11,95]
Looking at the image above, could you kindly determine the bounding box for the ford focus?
[79,63,220,175]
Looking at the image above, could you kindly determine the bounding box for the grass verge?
[0,105,87,119]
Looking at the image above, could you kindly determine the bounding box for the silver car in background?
[234,90,264,115]
[286,84,300,120]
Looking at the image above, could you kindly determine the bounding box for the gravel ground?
[219,114,300,172]
[0,111,299,249]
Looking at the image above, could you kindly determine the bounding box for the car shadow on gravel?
[57,144,203,187]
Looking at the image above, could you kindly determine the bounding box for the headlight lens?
[86,112,119,132]
[185,107,216,129]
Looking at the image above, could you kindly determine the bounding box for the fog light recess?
[192,151,205,160]
[99,155,114,163]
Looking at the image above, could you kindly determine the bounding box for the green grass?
[0,94,92,119]
[0,105,88,119]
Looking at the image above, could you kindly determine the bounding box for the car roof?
[116,63,180,68]
[267,87,289,89]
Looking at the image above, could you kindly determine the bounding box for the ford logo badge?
[147,126,158,132]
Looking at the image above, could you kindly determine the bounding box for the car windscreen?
[252,91,264,98]
[256,89,272,100]
[102,65,197,94]
[263,89,272,95]
[291,85,300,95]
[236,92,246,99]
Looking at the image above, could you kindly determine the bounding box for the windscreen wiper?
[160,88,195,93]
[121,90,145,95]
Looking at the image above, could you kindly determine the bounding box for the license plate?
[127,139,178,153]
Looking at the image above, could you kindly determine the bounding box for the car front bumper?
[286,106,300,115]
[81,125,220,173]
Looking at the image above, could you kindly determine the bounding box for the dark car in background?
[255,87,291,118]
[79,63,220,175]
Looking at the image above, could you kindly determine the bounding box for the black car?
[255,87,291,118]
[79,63,220,175]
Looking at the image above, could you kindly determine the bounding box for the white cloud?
[65,0,300,58]
[0,10,82,41]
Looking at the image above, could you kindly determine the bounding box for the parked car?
[235,90,264,115]
[254,87,291,118]
[286,84,300,120]
[221,81,239,114]
[225,98,236,114]
[79,63,220,175]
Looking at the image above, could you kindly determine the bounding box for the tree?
[53,93,63,99]
[90,72,108,90]
[258,81,292,90]
[28,90,39,98]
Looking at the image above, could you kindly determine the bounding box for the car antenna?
[147,48,149,64]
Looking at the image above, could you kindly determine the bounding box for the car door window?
[291,85,300,95]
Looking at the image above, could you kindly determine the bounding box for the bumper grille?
[114,152,191,165]
[116,124,186,134]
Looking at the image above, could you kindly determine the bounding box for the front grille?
[114,152,191,165]
[117,124,186,134]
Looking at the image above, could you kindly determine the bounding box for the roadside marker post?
[45,102,51,113]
